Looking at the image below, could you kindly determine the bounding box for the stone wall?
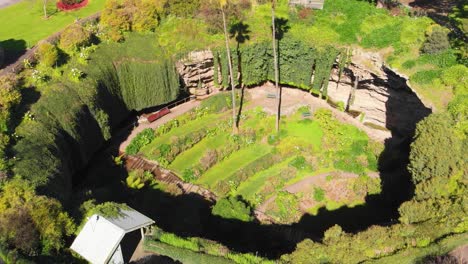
[176,50,215,96]
[326,49,431,136]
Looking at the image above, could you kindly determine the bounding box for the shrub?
[36,42,58,67]
[422,26,450,54]
[59,23,91,53]
[410,69,442,85]
[289,156,308,170]
[126,128,155,155]
[313,187,325,202]
[182,168,197,182]
[126,169,153,189]
[408,113,463,183]
[212,196,253,222]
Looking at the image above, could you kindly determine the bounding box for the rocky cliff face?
[178,49,431,137]
[327,49,432,137]
[176,50,215,96]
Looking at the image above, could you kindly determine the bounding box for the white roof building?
[71,207,155,264]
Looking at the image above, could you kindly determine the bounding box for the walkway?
[119,99,201,153]
[0,0,20,9]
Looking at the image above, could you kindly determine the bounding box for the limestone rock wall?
[327,50,432,136]
[176,50,215,96]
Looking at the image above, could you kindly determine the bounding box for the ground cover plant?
[137,98,382,223]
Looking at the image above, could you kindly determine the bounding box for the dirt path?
[247,82,391,143]
[119,99,201,153]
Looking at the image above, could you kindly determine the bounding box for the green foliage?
[422,26,450,54]
[126,169,153,189]
[182,168,197,182]
[288,156,307,170]
[145,240,232,264]
[273,191,300,223]
[100,0,163,41]
[146,229,274,264]
[164,0,201,18]
[212,196,253,222]
[200,93,233,113]
[313,187,325,202]
[408,113,464,183]
[159,232,200,251]
[126,128,155,155]
[59,23,91,53]
[35,42,58,67]
[0,179,75,256]
[411,69,442,85]
[215,39,339,95]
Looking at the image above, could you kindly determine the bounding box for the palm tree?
[212,0,238,134]
[271,0,280,133]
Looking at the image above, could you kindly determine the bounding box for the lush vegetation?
[0,0,106,57]
[145,228,275,264]
[0,0,466,262]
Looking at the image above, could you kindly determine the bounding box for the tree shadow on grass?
[0,39,27,69]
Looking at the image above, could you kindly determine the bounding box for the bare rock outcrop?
[327,49,432,137]
[176,50,215,96]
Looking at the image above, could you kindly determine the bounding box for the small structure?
[289,0,325,9]
[70,207,155,264]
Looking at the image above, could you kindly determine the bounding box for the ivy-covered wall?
[215,38,341,96]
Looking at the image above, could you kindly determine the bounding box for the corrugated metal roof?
[70,208,155,264]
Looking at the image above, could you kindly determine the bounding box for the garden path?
[119,99,201,153]
[0,0,20,9]
[246,82,392,143]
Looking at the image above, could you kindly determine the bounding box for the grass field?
[0,0,105,57]
[196,144,272,188]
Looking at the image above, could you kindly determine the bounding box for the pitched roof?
[70,208,155,264]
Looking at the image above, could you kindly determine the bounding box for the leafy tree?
[0,179,75,256]
[408,113,463,183]
[35,41,58,67]
[422,26,450,54]
[59,23,91,53]
[165,0,201,17]
[212,195,253,222]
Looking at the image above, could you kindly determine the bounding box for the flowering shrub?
[77,45,97,65]
[56,0,88,11]
[31,69,46,83]
[68,68,84,82]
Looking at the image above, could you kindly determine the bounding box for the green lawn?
[283,120,323,149]
[196,144,272,188]
[0,0,105,49]
[169,135,229,175]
